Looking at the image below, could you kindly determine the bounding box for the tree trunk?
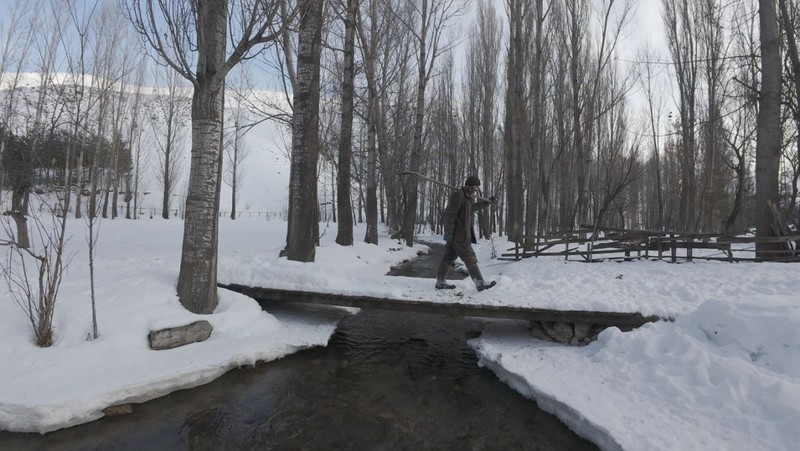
[162,141,171,220]
[90,101,106,220]
[401,0,430,247]
[230,122,239,220]
[176,0,227,314]
[526,0,544,239]
[724,158,746,233]
[285,0,324,262]
[335,0,358,246]
[755,0,783,258]
[365,82,379,244]
[477,0,500,238]
[231,154,237,220]
[504,0,528,240]
[111,128,121,220]
[360,0,379,245]
[75,146,84,219]
[779,0,800,218]
[10,189,29,248]
[570,1,587,229]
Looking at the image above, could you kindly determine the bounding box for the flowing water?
[0,244,597,450]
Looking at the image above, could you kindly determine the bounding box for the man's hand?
[444,234,453,243]
[489,196,496,204]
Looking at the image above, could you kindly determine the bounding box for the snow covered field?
[2,217,799,451]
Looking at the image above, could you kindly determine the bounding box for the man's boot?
[435,259,455,289]
[435,280,456,290]
[476,280,497,292]
[466,263,497,292]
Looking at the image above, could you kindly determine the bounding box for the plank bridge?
[219,283,661,330]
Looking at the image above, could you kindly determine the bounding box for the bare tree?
[81,2,133,337]
[635,43,667,230]
[695,0,729,234]
[463,0,501,238]
[61,0,103,221]
[1,191,73,347]
[428,53,462,233]
[335,0,359,246]
[755,0,784,257]
[713,0,759,233]
[149,66,189,219]
[0,3,23,202]
[779,0,800,218]
[355,0,405,244]
[568,0,634,229]
[663,0,700,231]
[503,0,531,240]
[284,0,324,262]
[0,0,38,193]
[551,2,573,231]
[383,8,415,236]
[104,17,140,220]
[87,3,127,222]
[399,0,467,246]
[9,1,65,248]
[124,0,286,313]
[223,67,254,220]
[125,56,150,220]
[357,0,379,244]
[526,0,546,237]
[722,99,756,233]
[592,90,643,227]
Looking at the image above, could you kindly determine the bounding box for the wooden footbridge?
[219,283,660,330]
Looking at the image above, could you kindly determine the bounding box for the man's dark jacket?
[443,188,491,244]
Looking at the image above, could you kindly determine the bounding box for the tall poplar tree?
[335,0,359,246]
[285,0,325,261]
[124,0,285,313]
[755,0,783,258]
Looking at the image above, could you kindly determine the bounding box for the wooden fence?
[501,225,800,263]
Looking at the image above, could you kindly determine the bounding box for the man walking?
[436,175,497,292]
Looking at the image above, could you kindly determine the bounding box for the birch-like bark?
[124,0,287,313]
[177,0,227,313]
[285,0,324,262]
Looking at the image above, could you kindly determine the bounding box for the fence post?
[670,233,676,263]
[687,239,693,262]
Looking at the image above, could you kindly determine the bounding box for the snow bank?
[472,298,800,451]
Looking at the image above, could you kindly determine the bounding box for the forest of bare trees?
[312,0,798,257]
[1,0,799,314]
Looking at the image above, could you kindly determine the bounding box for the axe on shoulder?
[398,171,494,204]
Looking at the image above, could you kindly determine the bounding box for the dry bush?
[1,197,73,347]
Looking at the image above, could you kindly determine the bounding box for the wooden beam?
[717,234,800,243]
[219,284,661,329]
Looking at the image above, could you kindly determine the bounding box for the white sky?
[1,218,798,450]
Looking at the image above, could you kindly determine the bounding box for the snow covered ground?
[0,218,419,434]
[2,217,799,451]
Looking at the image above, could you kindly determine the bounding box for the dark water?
[0,245,597,451]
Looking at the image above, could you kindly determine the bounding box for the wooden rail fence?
[501,225,800,263]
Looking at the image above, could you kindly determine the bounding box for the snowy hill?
[1,72,293,215]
